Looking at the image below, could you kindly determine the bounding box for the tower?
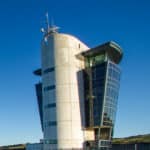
[79,41,123,149]
[34,15,123,150]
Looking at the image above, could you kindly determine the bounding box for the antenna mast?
[41,12,60,36]
[45,12,50,32]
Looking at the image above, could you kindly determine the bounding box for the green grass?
[1,134,150,149]
[0,144,25,150]
[113,134,150,144]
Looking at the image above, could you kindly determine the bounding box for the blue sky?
[0,0,150,146]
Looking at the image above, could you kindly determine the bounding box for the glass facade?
[85,54,105,68]
[83,60,120,128]
[35,83,43,131]
[84,61,107,127]
[92,62,107,126]
[83,55,121,149]
[45,103,56,109]
[43,67,55,74]
[103,61,121,128]
[44,85,55,91]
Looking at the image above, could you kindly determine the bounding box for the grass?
[113,134,150,144]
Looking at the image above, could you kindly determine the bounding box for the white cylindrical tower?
[41,30,89,150]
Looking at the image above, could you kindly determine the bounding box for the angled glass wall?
[35,82,43,132]
[83,57,107,128]
[103,61,121,128]
[82,41,123,150]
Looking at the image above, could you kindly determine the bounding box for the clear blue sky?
[0,0,150,146]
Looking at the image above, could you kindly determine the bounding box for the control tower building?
[34,18,123,150]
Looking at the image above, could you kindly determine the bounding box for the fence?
[112,143,150,150]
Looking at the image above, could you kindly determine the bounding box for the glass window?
[103,62,121,126]
[44,85,55,91]
[45,139,57,144]
[85,54,106,68]
[45,103,56,109]
[48,121,57,126]
[43,67,55,74]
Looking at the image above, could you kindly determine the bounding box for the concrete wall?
[41,32,89,150]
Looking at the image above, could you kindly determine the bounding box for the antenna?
[49,16,60,33]
[41,12,60,35]
[50,17,54,27]
[45,12,50,31]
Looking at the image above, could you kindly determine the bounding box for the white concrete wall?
[41,32,89,150]
[54,33,88,149]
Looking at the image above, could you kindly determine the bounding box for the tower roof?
[80,41,123,64]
